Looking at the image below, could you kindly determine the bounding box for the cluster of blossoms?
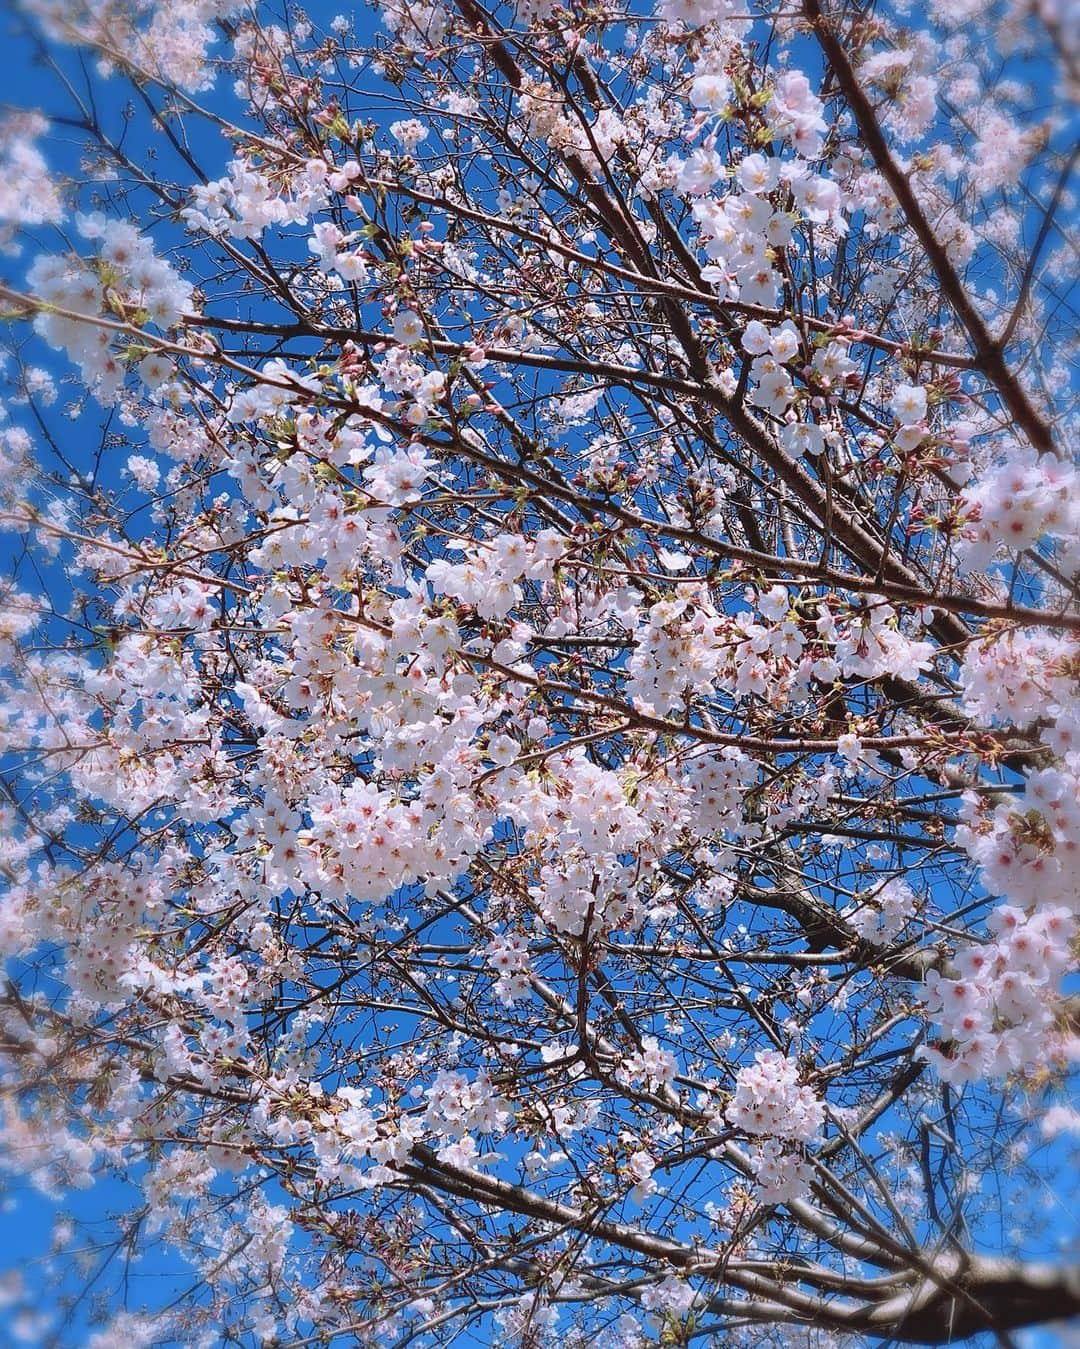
[739,318,809,423]
[959,629,1078,729]
[301,752,487,899]
[626,590,730,713]
[0,860,166,1006]
[485,931,531,1006]
[0,113,63,248]
[308,220,369,285]
[493,1294,561,1345]
[681,748,759,840]
[0,588,39,663]
[27,215,194,400]
[638,1274,701,1324]
[889,382,932,452]
[26,0,243,93]
[527,850,642,937]
[626,582,938,718]
[514,75,637,181]
[0,1093,97,1196]
[425,529,564,620]
[845,878,918,946]
[622,1036,678,1093]
[952,618,1079,910]
[378,0,447,47]
[624,1146,660,1204]
[957,765,1080,914]
[674,60,837,316]
[423,1070,512,1166]
[183,157,333,239]
[922,906,1077,1083]
[749,1139,819,1205]
[374,347,448,428]
[292,1069,517,1192]
[313,1086,420,1188]
[825,602,936,684]
[958,450,1080,575]
[688,161,840,310]
[723,1052,824,1203]
[726,1051,825,1142]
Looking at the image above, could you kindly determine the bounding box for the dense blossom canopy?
[0,0,1077,1343]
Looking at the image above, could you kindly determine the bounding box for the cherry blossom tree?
[0,0,1077,1343]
